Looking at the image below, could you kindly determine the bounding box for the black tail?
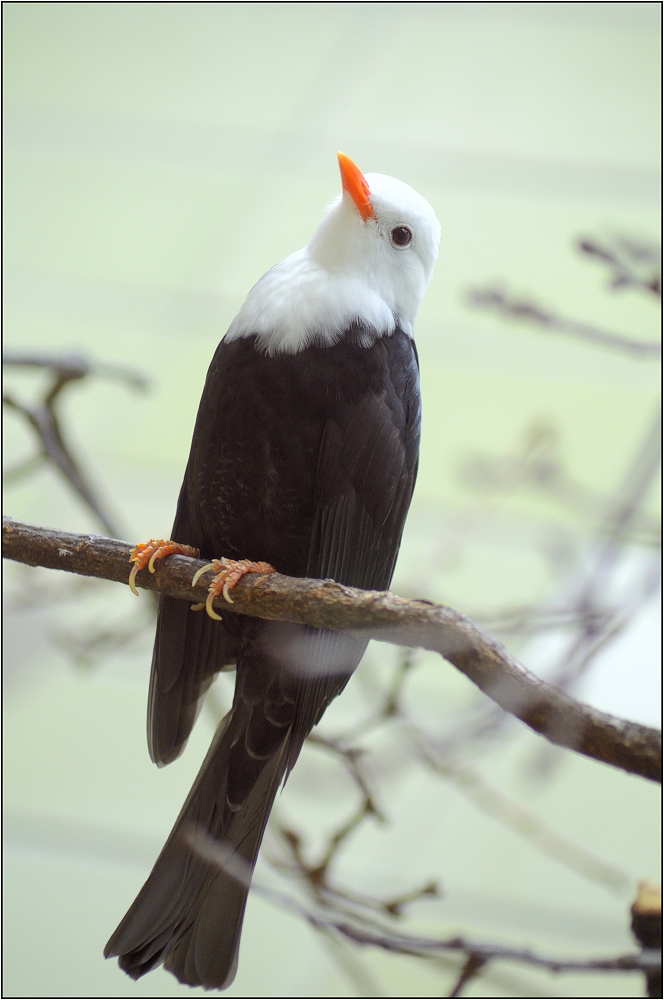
[106,618,366,988]
[104,708,287,990]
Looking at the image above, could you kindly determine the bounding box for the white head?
[226,153,440,354]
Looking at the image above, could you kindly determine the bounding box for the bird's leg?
[191,558,276,619]
[128,539,200,596]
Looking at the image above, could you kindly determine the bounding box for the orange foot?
[191,558,276,619]
[128,539,200,596]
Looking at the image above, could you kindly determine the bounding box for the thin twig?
[468,287,661,357]
[2,351,148,389]
[418,752,631,893]
[458,421,661,546]
[189,827,661,977]
[306,733,384,819]
[448,953,488,997]
[577,236,661,299]
[3,350,148,536]
[305,655,633,896]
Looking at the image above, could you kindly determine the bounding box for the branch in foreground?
[3,516,661,783]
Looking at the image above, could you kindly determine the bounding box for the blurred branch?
[306,733,386,820]
[2,351,149,387]
[3,350,148,536]
[293,648,631,899]
[468,232,661,360]
[448,953,488,997]
[458,420,661,547]
[467,286,661,357]
[578,235,661,299]
[456,405,660,762]
[545,406,661,693]
[190,827,661,991]
[272,820,438,921]
[419,755,630,893]
[3,516,661,783]
[52,612,153,669]
[262,897,660,982]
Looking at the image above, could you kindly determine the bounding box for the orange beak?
[337,152,374,222]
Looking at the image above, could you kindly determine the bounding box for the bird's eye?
[390,225,413,248]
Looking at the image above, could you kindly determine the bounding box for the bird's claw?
[128,539,199,596]
[191,558,275,619]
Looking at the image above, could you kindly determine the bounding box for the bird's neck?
[225,248,413,356]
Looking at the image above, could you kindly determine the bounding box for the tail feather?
[107,621,364,988]
[105,710,287,989]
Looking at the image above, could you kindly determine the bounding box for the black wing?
[147,483,239,766]
[146,327,420,767]
[283,330,421,758]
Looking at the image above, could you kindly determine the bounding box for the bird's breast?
[186,325,420,579]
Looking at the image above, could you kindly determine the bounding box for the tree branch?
[3,350,148,536]
[189,828,663,986]
[577,236,661,300]
[467,286,661,357]
[3,516,660,783]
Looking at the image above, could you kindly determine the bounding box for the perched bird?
[105,153,439,989]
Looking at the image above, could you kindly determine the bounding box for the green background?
[3,4,661,997]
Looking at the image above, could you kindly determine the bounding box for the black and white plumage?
[105,154,439,989]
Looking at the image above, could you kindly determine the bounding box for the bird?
[105,152,440,989]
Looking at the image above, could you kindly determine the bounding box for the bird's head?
[226,153,440,354]
[307,153,440,332]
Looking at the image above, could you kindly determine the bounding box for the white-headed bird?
[106,153,440,989]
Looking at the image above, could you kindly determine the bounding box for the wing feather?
[147,485,238,766]
[284,344,420,762]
